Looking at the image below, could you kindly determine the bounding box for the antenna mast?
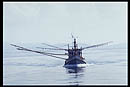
[74,38,76,49]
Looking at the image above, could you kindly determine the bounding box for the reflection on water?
[65,67,85,85]
[66,67,85,73]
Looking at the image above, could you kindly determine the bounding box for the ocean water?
[3,43,128,85]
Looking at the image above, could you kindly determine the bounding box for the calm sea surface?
[3,43,128,85]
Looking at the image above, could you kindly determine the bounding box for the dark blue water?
[3,43,128,85]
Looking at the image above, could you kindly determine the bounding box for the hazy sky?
[3,2,127,44]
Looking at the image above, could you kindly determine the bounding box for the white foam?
[64,64,87,68]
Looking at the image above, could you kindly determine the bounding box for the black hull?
[64,57,86,65]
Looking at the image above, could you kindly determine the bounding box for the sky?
[3,2,128,44]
